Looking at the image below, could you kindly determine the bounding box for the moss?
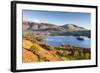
[40,43,54,50]
[61,57,69,61]
[70,57,76,60]
[85,53,91,59]
[74,50,79,57]
[36,36,45,41]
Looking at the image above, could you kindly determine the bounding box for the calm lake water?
[44,36,91,48]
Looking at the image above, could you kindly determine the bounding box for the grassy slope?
[22,48,38,63]
[22,39,61,63]
[22,36,91,63]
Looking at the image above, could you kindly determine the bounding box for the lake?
[43,36,91,48]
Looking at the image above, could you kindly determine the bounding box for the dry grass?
[22,48,38,63]
[22,39,61,63]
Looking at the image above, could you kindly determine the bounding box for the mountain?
[23,21,90,37]
[23,22,85,31]
[60,24,90,37]
[23,21,59,30]
[61,24,85,31]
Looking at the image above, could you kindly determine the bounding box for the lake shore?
[22,35,91,63]
[44,36,90,48]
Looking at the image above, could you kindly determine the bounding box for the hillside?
[23,21,90,37]
[22,38,62,63]
[23,21,85,31]
[23,21,59,30]
[22,34,91,63]
[22,21,91,63]
[61,24,85,31]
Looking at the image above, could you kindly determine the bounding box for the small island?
[76,36,84,41]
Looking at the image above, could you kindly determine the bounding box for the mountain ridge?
[23,21,87,31]
[23,21,90,37]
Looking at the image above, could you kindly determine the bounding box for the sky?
[23,10,91,29]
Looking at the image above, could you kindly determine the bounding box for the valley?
[22,21,91,63]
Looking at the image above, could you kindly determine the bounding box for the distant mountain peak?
[23,21,86,32]
[61,24,85,31]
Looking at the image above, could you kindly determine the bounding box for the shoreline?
[22,34,91,63]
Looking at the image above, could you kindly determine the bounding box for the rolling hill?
[23,21,90,37]
[61,24,85,31]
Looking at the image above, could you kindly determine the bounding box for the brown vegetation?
[22,34,91,63]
